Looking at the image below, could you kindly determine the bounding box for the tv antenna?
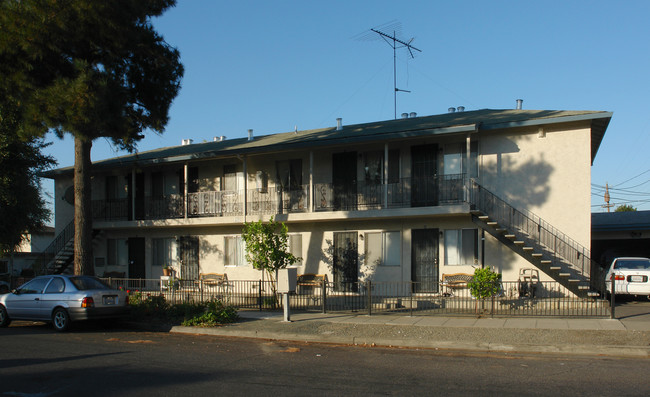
[367,23,422,119]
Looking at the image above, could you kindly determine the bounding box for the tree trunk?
[74,136,94,276]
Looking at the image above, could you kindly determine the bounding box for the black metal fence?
[103,278,609,318]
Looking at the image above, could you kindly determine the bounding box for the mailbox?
[277,268,297,293]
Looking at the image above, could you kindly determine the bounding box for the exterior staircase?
[33,220,103,275]
[467,180,602,298]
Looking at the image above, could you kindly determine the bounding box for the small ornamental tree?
[241,217,299,298]
[468,267,502,300]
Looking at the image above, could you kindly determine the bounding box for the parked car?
[0,275,128,331]
[604,257,650,299]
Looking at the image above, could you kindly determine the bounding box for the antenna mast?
[371,27,422,119]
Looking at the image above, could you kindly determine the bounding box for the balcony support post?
[465,132,471,202]
[309,151,314,212]
[131,170,136,221]
[242,156,247,222]
[384,144,389,208]
[183,163,188,219]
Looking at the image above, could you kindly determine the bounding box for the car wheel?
[52,308,71,332]
[0,305,10,327]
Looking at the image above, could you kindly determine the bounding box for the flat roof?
[42,108,612,177]
[592,210,650,232]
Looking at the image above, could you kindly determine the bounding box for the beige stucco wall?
[54,176,75,234]
[478,122,592,248]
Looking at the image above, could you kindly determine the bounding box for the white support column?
[183,163,188,219]
[309,151,314,212]
[465,132,471,201]
[384,144,389,208]
[243,157,247,222]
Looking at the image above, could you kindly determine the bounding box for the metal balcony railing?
[92,198,129,221]
[247,185,309,215]
[91,175,468,221]
[313,174,466,211]
[187,190,243,217]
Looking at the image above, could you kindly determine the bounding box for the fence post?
[409,282,413,317]
[258,280,262,312]
[610,274,616,319]
[367,280,372,316]
[321,277,327,314]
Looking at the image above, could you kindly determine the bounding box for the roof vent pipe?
[248,129,253,141]
[409,112,417,118]
[336,118,342,131]
[516,99,523,110]
[401,112,409,119]
[448,107,456,113]
[181,139,193,146]
[456,106,465,112]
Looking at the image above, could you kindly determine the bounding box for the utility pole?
[603,183,614,212]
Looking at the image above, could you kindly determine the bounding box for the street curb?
[169,325,650,358]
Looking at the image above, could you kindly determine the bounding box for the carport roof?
[592,210,650,232]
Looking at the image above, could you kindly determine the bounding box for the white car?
[604,257,650,299]
[0,275,128,331]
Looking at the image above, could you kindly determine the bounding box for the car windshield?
[70,276,112,291]
[613,259,650,270]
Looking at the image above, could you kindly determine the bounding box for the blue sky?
[42,0,650,212]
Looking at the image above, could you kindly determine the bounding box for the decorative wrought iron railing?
[91,175,468,221]
[187,190,243,217]
[145,195,184,219]
[247,185,309,215]
[102,277,608,317]
[92,198,129,221]
[313,174,466,211]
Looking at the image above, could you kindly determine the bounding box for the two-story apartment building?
[42,108,611,297]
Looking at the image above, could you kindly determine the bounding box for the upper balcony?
[91,174,467,222]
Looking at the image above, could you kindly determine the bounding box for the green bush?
[182,300,238,327]
[468,267,502,300]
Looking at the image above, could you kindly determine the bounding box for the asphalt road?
[1,322,650,396]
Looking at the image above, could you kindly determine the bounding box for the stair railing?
[468,180,599,284]
[33,219,75,274]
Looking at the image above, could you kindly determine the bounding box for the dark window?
[45,278,65,293]
[17,278,50,294]
[70,277,111,290]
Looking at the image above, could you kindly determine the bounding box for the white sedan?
[0,275,128,331]
[604,257,650,299]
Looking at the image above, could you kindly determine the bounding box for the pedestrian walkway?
[171,310,650,358]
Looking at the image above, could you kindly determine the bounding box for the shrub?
[128,295,238,327]
[182,300,239,327]
[468,267,502,300]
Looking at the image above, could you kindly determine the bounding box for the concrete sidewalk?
[170,310,650,358]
